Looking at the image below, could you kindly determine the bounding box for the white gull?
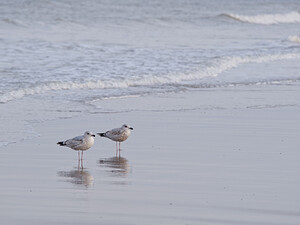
[57,131,95,167]
[97,124,133,154]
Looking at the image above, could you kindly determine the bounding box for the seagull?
[97,124,133,154]
[57,131,95,168]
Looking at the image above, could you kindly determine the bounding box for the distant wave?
[101,95,141,100]
[288,35,300,43]
[223,11,300,25]
[1,52,300,103]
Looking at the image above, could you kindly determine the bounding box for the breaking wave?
[1,52,300,103]
[223,11,300,25]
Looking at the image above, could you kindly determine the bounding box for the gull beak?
[130,127,133,130]
[92,134,96,137]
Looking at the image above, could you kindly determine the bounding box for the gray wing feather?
[65,136,84,148]
[107,128,122,136]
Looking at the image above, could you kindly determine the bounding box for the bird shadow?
[57,168,94,188]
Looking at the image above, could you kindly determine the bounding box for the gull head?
[122,124,133,130]
[84,131,96,137]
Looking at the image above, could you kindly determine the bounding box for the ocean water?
[0,0,300,146]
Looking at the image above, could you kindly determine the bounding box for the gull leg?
[117,142,121,157]
[78,151,80,168]
[81,151,84,168]
[116,142,118,156]
[117,143,119,158]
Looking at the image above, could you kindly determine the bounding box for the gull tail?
[57,141,66,146]
[97,133,106,137]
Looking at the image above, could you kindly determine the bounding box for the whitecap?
[223,11,300,25]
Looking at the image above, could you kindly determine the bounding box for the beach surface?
[1,85,299,225]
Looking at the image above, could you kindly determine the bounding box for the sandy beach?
[1,85,299,225]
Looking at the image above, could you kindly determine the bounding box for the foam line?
[0,52,300,103]
[223,11,300,25]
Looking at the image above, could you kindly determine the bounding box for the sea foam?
[224,11,300,25]
[0,52,300,103]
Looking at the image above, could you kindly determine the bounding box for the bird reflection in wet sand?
[98,156,130,178]
[57,169,94,188]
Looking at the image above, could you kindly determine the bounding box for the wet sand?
[1,86,300,225]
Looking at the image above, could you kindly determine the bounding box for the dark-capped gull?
[57,131,95,167]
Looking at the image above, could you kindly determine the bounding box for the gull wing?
[65,135,84,149]
[107,128,123,136]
